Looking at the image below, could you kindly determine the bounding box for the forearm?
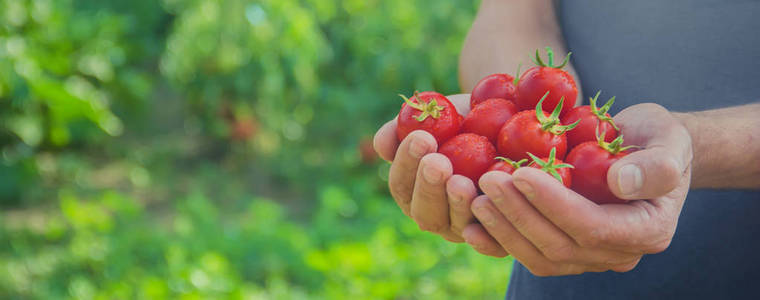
[675,103,760,189]
[458,0,582,105]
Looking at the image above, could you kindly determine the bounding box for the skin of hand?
[464,103,694,275]
[373,94,509,257]
[371,0,583,256]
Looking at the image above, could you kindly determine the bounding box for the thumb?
[608,145,690,200]
[607,104,693,200]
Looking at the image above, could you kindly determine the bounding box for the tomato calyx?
[527,147,574,184]
[495,157,528,170]
[535,92,580,135]
[595,128,640,155]
[589,91,620,131]
[400,91,446,122]
[532,47,572,69]
[513,63,522,86]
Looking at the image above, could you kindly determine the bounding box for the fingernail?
[408,138,428,159]
[618,164,643,196]
[475,206,495,226]
[513,179,535,200]
[463,234,481,250]
[450,190,466,205]
[449,193,463,205]
[422,165,442,184]
[462,229,474,244]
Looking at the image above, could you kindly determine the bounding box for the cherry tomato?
[438,133,497,183]
[527,148,574,188]
[566,135,637,204]
[470,73,518,109]
[488,157,528,174]
[515,47,577,116]
[461,98,518,144]
[562,91,620,149]
[497,93,579,161]
[396,91,461,144]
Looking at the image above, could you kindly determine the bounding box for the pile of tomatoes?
[396,48,636,205]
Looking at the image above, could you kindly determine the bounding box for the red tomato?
[396,91,461,144]
[461,98,518,144]
[515,47,578,116]
[565,135,637,204]
[488,157,528,174]
[562,91,620,149]
[438,133,497,183]
[470,73,518,109]
[496,93,579,161]
[527,148,574,188]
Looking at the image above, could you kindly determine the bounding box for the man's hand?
[464,103,693,275]
[373,94,508,257]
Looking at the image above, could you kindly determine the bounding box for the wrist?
[671,104,760,189]
[671,112,702,187]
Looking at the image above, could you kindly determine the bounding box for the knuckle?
[542,242,576,263]
[560,265,586,276]
[601,254,638,267]
[611,259,642,273]
[416,221,447,234]
[505,210,531,231]
[478,246,505,258]
[646,238,672,254]
[527,266,554,277]
[586,223,632,248]
[388,168,413,196]
[577,233,602,248]
[450,223,465,236]
[490,229,520,247]
[638,102,664,111]
[441,232,465,243]
[588,266,610,273]
[526,263,560,277]
[611,264,636,273]
[388,183,412,205]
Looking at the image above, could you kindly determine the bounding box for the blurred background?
[0,0,512,298]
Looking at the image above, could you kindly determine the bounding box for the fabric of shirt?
[507,1,760,299]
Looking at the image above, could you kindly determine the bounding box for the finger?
[388,130,437,216]
[610,103,693,199]
[462,223,509,257]
[599,167,691,254]
[513,167,673,254]
[373,118,399,162]
[443,94,472,116]
[607,146,690,200]
[510,168,608,247]
[447,175,478,235]
[610,257,643,273]
[480,171,634,265]
[479,171,578,261]
[438,229,465,243]
[411,153,454,233]
[471,195,582,276]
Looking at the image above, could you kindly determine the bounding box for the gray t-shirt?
[507,1,760,299]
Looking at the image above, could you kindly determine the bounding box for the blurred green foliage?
[0,0,513,298]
